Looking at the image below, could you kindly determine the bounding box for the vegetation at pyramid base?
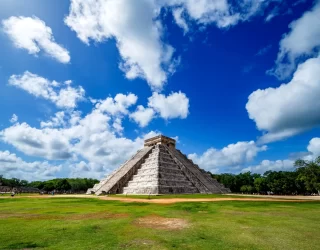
[212,157,320,195]
[0,177,99,193]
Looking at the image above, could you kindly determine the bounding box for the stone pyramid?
[87,135,230,195]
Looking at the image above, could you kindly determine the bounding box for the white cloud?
[246,56,320,143]
[269,2,320,79]
[9,114,18,123]
[2,16,70,63]
[242,159,295,174]
[69,161,106,179]
[0,122,74,160]
[0,97,152,176]
[0,150,61,181]
[65,0,176,90]
[173,8,189,34]
[175,0,239,27]
[307,137,320,157]
[95,93,137,116]
[9,71,85,109]
[168,0,269,29]
[189,141,267,173]
[40,111,66,128]
[130,105,155,127]
[148,91,189,119]
[112,118,124,135]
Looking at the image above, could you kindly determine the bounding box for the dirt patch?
[67,212,128,220]
[135,215,189,230]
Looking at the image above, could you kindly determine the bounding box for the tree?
[55,179,71,192]
[295,157,320,194]
[240,185,253,194]
[43,181,55,192]
[254,177,267,193]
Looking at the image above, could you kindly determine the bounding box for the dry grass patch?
[67,212,128,220]
[135,215,189,230]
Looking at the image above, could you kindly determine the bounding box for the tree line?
[212,157,320,195]
[0,176,99,193]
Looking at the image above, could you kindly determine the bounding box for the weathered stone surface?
[87,135,231,195]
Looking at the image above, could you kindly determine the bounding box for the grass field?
[0,197,319,250]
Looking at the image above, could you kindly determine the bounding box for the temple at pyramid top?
[144,134,176,148]
[87,135,230,195]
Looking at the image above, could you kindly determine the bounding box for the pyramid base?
[123,185,199,195]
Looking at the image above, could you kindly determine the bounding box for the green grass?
[0,197,319,250]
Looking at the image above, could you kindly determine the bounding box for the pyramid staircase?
[86,146,152,195]
[123,144,199,194]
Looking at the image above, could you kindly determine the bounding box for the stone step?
[144,156,176,164]
[148,151,171,158]
[128,172,188,181]
[136,166,184,176]
[140,161,179,169]
[126,179,194,188]
[94,146,152,195]
[137,165,182,173]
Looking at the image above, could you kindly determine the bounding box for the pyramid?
[87,135,230,195]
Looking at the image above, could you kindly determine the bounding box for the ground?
[0,195,319,250]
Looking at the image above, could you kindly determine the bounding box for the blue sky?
[0,0,320,180]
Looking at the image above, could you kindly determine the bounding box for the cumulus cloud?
[246,56,320,143]
[242,159,295,174]
[40,111,66,128]
[307,137,320,157]
[148,91,189,119]
[168,0,271,29]
[268,2,320,79]
[0,123,74,160]
[0,96,151,175]
[130,105,155,127]
[0,150,61,181]
[9,71,85,109]
[189,141,267,173]
[2,16,70,63]
[95,93,137,116]
[9,114,18,123]
[65,0,176,90]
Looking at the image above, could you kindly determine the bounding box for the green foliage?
[240,185,253,193]
[213,156,320,195]
[0,176,29,188]
[295,158,320,194]
[1,177,99,193]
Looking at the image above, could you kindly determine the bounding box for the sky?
[0,0,320,181]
